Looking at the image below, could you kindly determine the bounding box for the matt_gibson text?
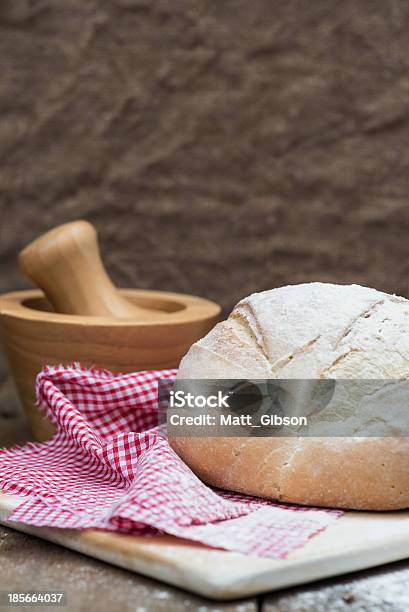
[168,413,308,428]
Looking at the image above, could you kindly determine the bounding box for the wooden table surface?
[1,381,409,611]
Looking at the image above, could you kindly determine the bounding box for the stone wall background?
[1,0,409,440]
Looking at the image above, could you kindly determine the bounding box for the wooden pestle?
[18,220,164,319]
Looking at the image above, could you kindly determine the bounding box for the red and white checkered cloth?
[0,365,342,558]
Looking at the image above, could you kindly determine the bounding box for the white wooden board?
[1,493,409,600]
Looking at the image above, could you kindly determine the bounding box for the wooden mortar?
[0,222,220,441]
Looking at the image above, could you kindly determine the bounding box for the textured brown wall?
[2,0,409,437]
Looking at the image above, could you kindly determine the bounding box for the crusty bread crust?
[170,436,409,510]
[169,283,409,510]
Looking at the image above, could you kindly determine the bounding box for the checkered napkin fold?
[0,365,341,558]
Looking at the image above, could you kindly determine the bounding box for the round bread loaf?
[169,283,409,510]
